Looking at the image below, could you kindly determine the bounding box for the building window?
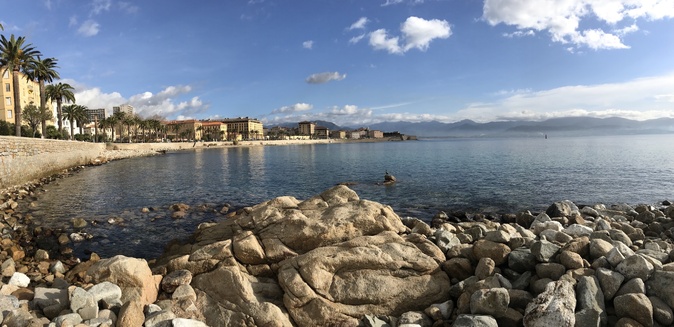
[5,97,10,105]
[7,110,12,119]
[4,83,9,92]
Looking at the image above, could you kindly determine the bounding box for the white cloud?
[271,103,313,114]
[614,23,639,36]
[482,0,674,50]
[401,16,452,51]
[369,29,402,54]
[381,0,404,6]
[118,2,139,14]
[305,72,347,84]
[349,17,369,30]
[77,20,100,37]
[455,73,674,122]
[302,40,313,49]
[70,82,209,119]
[368,17,451,54]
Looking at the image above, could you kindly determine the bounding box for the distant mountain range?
[268,117,674,138]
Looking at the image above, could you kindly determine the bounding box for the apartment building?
[298,121,315,136]
[113,104,134,116]
[165,119,203,141]
[222,117,263,140]
[201,121,227,141]
[0,69,41,124]
[315,126,330,139]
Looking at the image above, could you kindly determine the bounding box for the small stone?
[470,287,509,318]
[144,309,177,327]
[473,240,511,266]
[530,240,560,263]
[1,258,16,277]
[590,239,614,259]
[50,261,66,274]
[475,257,496,280]
[88,281,122,308]
[596,267,625,300]
[442,257,474,281]
[161,269,193,293]
[72,217,88,228]
[8,272,30,288]
[34,249,49,261]
[559,251,583,269]
[171,284,197,302]
[453,314,498,327]
[424,300,453,321]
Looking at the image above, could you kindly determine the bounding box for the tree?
[73,104,88,135]
[26,56,59,138]
[62,104,77,140]
[99,116,116,142]
[45,82,75,132]
[0,34,42,136]
[22,102,52,138]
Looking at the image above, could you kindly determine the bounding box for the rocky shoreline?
[1,170,674,326]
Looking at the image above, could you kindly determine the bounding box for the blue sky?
[2,0,674,126]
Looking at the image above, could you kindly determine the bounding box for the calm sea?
[28,134,674,258]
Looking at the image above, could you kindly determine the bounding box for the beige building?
[201,121,227,141]
[330,130,346,139]
[0,69,41,125]
[113,104,134,116]
[222,117,263,140]
[298,121,315,136]
[165,120,203,141]
[368,130,384,138]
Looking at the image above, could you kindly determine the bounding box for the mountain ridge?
[267,117,674,137]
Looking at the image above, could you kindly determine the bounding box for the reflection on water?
[27,134,674,259]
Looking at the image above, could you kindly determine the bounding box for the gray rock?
[576,276,606,326]
[399,311,432,327]
[50,260,66,274]
[452,314,498,327]
[590,239,614,260]
[32,287,69,320]
[614,293,653,327]
[535,263,566,280]
[609,229,633,247]
[649,296,673,326]
[145,310,176,327]
[470,288,509,318]
[563,224,592,237]
[53,313,83,326]
[595,267,625,300]
[646,271,674,309]
[546,200,580,218]
[523,280,576,327]
[530,240,560,263]
[485,230,511,243]
[575,308,603,327]
[70,287,98,320]
[443,257,474,281]
[616,278,645,297]
[424,300,453,321]
[362,315,394,327]
[172,284,197,302]
[508,248,537,272]
[88,281,123,308]
[606,247,626,267]
[616,255,654,281]
[434,229,461,253]
[0,295,20,317]
[508,289,534,310]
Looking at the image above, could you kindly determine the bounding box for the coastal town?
[1,69,399,142]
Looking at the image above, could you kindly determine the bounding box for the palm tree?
[99,116,116,142]
[26,56,59,138]
[0,35,42,136]
[45,82,75,133]
[62,104,77,140]
[74,104,88,136]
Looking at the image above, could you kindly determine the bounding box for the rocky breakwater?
[1,185,674,326]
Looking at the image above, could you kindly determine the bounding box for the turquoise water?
[29,134,674,258]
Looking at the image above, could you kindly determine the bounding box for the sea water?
[28,134,674,258]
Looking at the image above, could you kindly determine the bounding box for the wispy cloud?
[271,103,313,114]
[348,17,369,30]
[305,72,347,84]
[369,16,452,54]
[77,20,100,37]
[91,0,112,15]
[302,40,313,49]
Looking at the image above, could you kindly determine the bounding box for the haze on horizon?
[2,0,674,126]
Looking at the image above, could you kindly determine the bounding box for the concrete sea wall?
[0,136,105,190]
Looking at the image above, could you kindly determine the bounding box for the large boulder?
[277,231,450,327]
[87,255,160,305]
[191,264,292,327]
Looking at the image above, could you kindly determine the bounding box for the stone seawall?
[0,136,105,190]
